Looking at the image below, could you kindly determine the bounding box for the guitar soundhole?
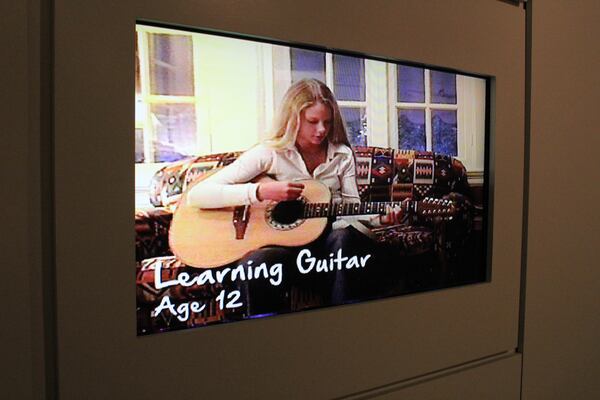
[266,200,306,230]
[271,200,304,224]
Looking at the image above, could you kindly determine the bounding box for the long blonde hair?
[266,79,351,149]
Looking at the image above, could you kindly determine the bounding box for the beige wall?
[522,0,600,398]
[4,0,600,399]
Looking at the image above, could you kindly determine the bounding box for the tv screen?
[134,22,490,335]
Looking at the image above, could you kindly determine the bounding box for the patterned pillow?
[353,146,394,201]
[149,152,242,208]
[149,157,194,207]
[392,150,471,200]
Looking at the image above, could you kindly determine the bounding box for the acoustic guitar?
[169,179,456,268]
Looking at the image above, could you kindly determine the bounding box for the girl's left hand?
[379,198,412,225]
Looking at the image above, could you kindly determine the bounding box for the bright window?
[136,26,200,163]
[134,23,487,209]
[396,66,458,156]
[290,50,369,146]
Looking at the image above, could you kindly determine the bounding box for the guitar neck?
[303,201,416,218]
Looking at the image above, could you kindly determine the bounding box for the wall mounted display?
[134,22,491,335]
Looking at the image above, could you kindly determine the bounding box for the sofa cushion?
[137,147,473,259]
[146,147,470,208]
[392,150,470,200]
[135,209,173,261]
[371,225,434,256]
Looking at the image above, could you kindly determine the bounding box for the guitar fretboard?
[303,201,414,218]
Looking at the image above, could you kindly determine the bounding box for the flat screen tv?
[134,22,490,335]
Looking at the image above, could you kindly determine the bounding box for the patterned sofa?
[135,146,475,334]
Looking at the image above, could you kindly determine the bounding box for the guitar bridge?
[232,205,251,240]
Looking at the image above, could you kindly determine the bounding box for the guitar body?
[170,178,331,268]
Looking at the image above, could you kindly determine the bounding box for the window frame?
[135,25,204,209]
[390,66,459,153]
[283,50,390,148]
[389,65,486,181]
[282,50,486,170]
[135,25,205,164]
[135,30,487,209]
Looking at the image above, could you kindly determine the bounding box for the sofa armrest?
[135,208,173,261]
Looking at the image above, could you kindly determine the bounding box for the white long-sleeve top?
[186,141,360,209]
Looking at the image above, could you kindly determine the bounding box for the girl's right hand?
[257,181,304,201]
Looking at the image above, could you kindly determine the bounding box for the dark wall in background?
[3,1,32,397]
[2,1,47,399]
